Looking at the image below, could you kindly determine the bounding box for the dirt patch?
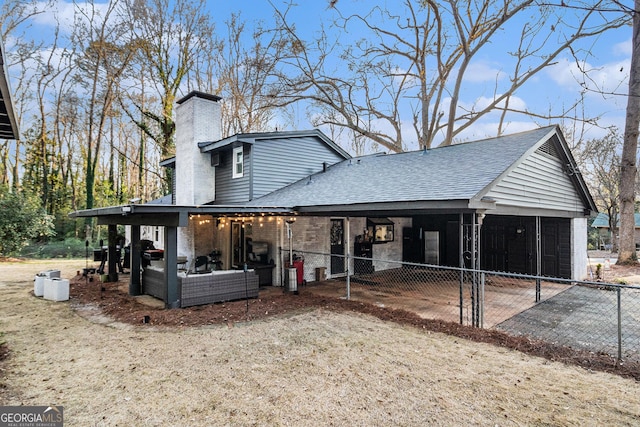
[67,269,640,382]
[1,258,640,425]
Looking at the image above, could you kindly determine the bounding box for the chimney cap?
[177,90,222,105]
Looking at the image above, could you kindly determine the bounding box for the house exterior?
[70,90,596,308]
[246,125,595,280]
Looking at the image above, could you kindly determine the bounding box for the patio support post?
[471,214,477,326]
[469,214,478,326]
[473,212,485,328]
[107,224,118,282]
[164,226,179,308]
[475,213,484,271]
[129,225,141,296]
[536,216,542,302]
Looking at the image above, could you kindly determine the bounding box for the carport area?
[304,268,570,328]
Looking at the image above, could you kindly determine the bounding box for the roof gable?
[198,129,351,160]
[482,133,590,213]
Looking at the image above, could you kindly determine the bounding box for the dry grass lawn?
[1,259,639,426]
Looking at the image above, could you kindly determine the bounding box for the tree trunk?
[11,140,20,190]
[617,0,640,265]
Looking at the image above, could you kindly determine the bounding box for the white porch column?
[572,217,588,280]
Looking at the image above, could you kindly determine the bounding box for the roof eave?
[295,199,474,216]
[68,204,296,226]
[552,127,598,213]
[0,36,19,140]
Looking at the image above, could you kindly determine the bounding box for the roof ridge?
[429,125,558,150]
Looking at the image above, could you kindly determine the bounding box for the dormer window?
[232,146,243,178]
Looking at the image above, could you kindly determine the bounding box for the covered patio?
[70,204,294,308]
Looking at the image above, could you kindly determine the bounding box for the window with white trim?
[232,146,244,178]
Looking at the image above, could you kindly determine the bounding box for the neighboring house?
[70,91,596,308]
[136,195,172,250]
[591,212,640,250]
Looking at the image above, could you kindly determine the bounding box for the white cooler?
[44,278,69,301]
[34,274,46,297]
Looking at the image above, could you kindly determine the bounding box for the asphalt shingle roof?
[247,126,558,209]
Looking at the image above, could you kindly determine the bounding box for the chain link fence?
[280,248,640,364]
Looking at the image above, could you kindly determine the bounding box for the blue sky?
[10,0,635,150]
[210,1,633,146]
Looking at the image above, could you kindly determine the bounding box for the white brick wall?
[175,94,221,260]
[175,95,221,206]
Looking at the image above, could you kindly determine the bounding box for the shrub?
[0,187,55,256]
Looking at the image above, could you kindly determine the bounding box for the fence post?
[471,275,476,327]
[346,217,351,300]
[346,256,351,300]
[480,272,485,328]
[617,286,622,363]
[459,272,464,325]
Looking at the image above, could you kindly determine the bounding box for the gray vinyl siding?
[212,136,346,204]
[485,148,584,212]
[214,145,251,204]
[251,136,345,199]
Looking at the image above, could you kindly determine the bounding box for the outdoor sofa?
[142,266,259,308]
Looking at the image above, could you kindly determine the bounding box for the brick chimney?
[174,91,221,263]
[175,91,222,205]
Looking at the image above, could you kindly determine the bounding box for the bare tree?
[120,0,215,192]
[618,0,640,264]
[0,0,54,189]
[271,0,629,153]
[73,1,134,211]
[576,129,623,252]
[216,13,292,135]
[20,23,70,213]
